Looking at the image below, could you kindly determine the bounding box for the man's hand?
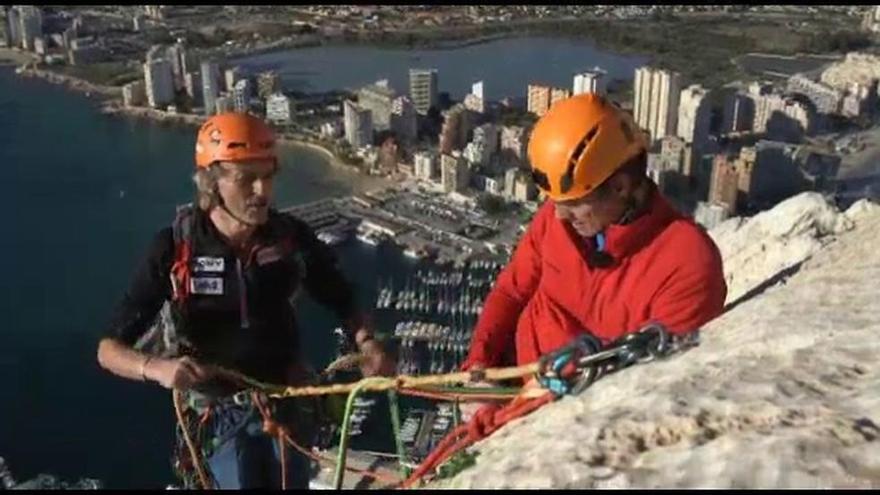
[357,338,396,377]
[352,325,395,377]
[145,356,214,391]
[457,363,496,422]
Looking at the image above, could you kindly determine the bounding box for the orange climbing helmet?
[194,112,277,169]
[527,93,648,202]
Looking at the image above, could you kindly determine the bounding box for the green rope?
[334,378,386,490]
[387,390,410,479]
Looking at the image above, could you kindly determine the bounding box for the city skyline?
[3,4,877,230]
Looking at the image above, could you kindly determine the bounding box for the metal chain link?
[545,324,700,396]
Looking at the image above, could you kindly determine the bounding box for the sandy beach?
[99,101,393,193]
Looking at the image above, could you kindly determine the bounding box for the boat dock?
[282,187,518,265]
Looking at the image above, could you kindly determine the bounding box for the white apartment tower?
[634,67,682,143]
[143,58,175,109]
[409,68,438,115]
[573,67,607,95]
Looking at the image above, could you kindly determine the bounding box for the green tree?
[477,193,506,216]
[802,29,872,54]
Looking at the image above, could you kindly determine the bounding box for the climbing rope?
[399,323,688,488]
[211,361,544,398]
[387,390,409,479]
[400,392,557,489]
[171,323,688,490]
[171,364,534,489]
[334,377,387,489]
[171,389,212,490]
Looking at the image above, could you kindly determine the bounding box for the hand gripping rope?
[174,323,693,489]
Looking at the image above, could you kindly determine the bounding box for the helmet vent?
[530,168,551,192]
[560,124,600,193]
[568,124,599,167]
[227,141,247,149]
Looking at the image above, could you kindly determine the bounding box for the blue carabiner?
[536,334,604,396]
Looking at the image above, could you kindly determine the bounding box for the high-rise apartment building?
[634,67,682,143]
[409,68,438,115]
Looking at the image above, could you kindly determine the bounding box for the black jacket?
[104,207,358,384]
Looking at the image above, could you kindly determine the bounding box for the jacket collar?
[600,184,681,262]
[555,182,681,264]
[194,207,282,253]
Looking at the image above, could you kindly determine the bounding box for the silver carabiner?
[635,323,670,363]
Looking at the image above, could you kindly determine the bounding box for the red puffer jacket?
[462,188,727,371]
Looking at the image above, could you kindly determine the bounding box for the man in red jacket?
[461,93,727,377]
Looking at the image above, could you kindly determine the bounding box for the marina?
[282,187,520,266]
[280,188,513,479]
[373,259,502,375]
[305,253,508,488]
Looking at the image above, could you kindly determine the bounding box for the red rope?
[243,379,555,489]
[400,392,556,488]
[398,388,517,402]
[278,432,288,490]
[279,429,403,485]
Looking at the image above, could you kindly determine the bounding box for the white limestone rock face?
[845,198,880,223]
[432,195,880,489]
[708,192,856,305]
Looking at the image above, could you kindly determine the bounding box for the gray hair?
[192,165,223,211]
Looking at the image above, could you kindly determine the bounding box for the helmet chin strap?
[589,193,639,269]
[215,187,260,229]
[615,195,639,226]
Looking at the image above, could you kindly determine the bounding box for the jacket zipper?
[236,258,250,329]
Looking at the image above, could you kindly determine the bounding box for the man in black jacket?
[97,112,393,489]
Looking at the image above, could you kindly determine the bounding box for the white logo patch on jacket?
[190,277,224,295]
[194,257,225,273]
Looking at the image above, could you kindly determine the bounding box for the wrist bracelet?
[140,356,153,382]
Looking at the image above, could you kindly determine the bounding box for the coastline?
[276,136,357,173]
[97,100,391,192]
[2,51,381,189]
[1,47,120,103]
[99,101,207,126]
[275,137,394,193]
[16,66,121,101]
[303,30,530,53]
[0,47,37,67]
[223,28,546,63]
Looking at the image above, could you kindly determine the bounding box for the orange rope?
[198,408,211,426]
[250,391,403,487]
[252,393,290,489]
[278,432,288,490]
[172,390,212,490]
